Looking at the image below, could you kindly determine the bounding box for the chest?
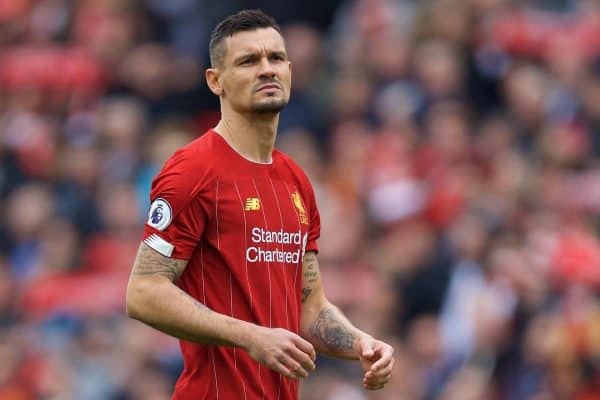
[210,176,310,250]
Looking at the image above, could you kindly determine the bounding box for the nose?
[258,57,276,79]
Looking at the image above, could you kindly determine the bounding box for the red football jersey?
[142,130,320,400]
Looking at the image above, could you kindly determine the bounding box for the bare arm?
[126,242,316,379]
[126,242,253,346]
[300,251,395,390]
[299,251,363,359]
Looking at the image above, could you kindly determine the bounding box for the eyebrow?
[233,50,287,64]
[269,50,287,58]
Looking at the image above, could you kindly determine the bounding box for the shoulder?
[274,149,308,180]
[152,131,218,199]
[273,149,314,194]
[164,131,217,170]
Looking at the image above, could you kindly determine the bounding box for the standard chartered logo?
[246,227,307,264]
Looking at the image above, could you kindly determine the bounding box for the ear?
[205,68,223,96]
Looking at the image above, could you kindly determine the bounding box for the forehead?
[224,27,286,60]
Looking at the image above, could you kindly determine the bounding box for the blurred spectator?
[0,0,598,398]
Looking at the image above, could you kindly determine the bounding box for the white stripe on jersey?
[268,177,290,331]
[234,181,254,310]
[252,179,273,328]
[143,234,175,257]
[281,181,303,295]
[215,180,221,249]
[200,242,220,399]
[234,180,264,399]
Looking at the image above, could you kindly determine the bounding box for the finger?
[359,337,375,359]
[367,357,394,376]
[364,378,387,391]
[287,346,316,372]
[364,383,386,391]
[271,361,297,380]
[277,353,310,379]
[363,375,391,390]
[292,336,316,362]
[364,372,392,386]
[369,349,394,371]
[370,358,392,373]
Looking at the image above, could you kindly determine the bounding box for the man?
[126,9,394,399]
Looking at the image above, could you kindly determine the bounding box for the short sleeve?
[303,179,321,254]
[142,149,210,259]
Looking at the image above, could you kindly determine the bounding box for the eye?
[239,56,257,66]
[270,54,285,62]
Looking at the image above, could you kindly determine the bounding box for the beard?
[250,97,289,114]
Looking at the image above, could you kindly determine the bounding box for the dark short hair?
[209,9,281,67]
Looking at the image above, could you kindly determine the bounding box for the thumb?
[360,336,375,359]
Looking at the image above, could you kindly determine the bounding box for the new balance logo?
[245,197,261,211]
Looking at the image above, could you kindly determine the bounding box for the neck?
[214,108,279,164]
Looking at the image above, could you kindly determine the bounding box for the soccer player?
[126,9,394,399]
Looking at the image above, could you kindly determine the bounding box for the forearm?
[299,251,369,359]
[300,300,368,360]
[126,275,255,348]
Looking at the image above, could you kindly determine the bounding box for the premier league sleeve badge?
[147,198,173,231]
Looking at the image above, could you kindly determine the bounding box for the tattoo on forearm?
[309,306,356,352]
[301,253,319,303]
[132,244,186,281]
[301,287,313,303]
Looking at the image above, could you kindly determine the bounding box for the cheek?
[278,68,292,88]
[283,73,292,86]
[281,65,292,81]
[284,75,293,95]
[223,75,251,97]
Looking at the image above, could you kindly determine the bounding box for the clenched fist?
[244,326,316,380]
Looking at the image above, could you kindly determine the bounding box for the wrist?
[354,332,374,358]
[235,321,262,350]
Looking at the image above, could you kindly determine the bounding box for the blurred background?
[0,0,599,399]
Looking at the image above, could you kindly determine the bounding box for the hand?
[244,326,316,380]
[356,335,394,390]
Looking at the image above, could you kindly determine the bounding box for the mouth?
[256,84,281,92]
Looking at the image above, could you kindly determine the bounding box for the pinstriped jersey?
[142,130,321,400]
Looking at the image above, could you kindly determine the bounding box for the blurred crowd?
[0,0,599,399]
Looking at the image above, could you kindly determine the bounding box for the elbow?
[125,279,148,320]
[300,297,329,335]
[125,290,139,319]
[302,294,329,317]
[126,275,170,320]
[125,295,138,319]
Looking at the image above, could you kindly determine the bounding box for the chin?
[251,99,288,114]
